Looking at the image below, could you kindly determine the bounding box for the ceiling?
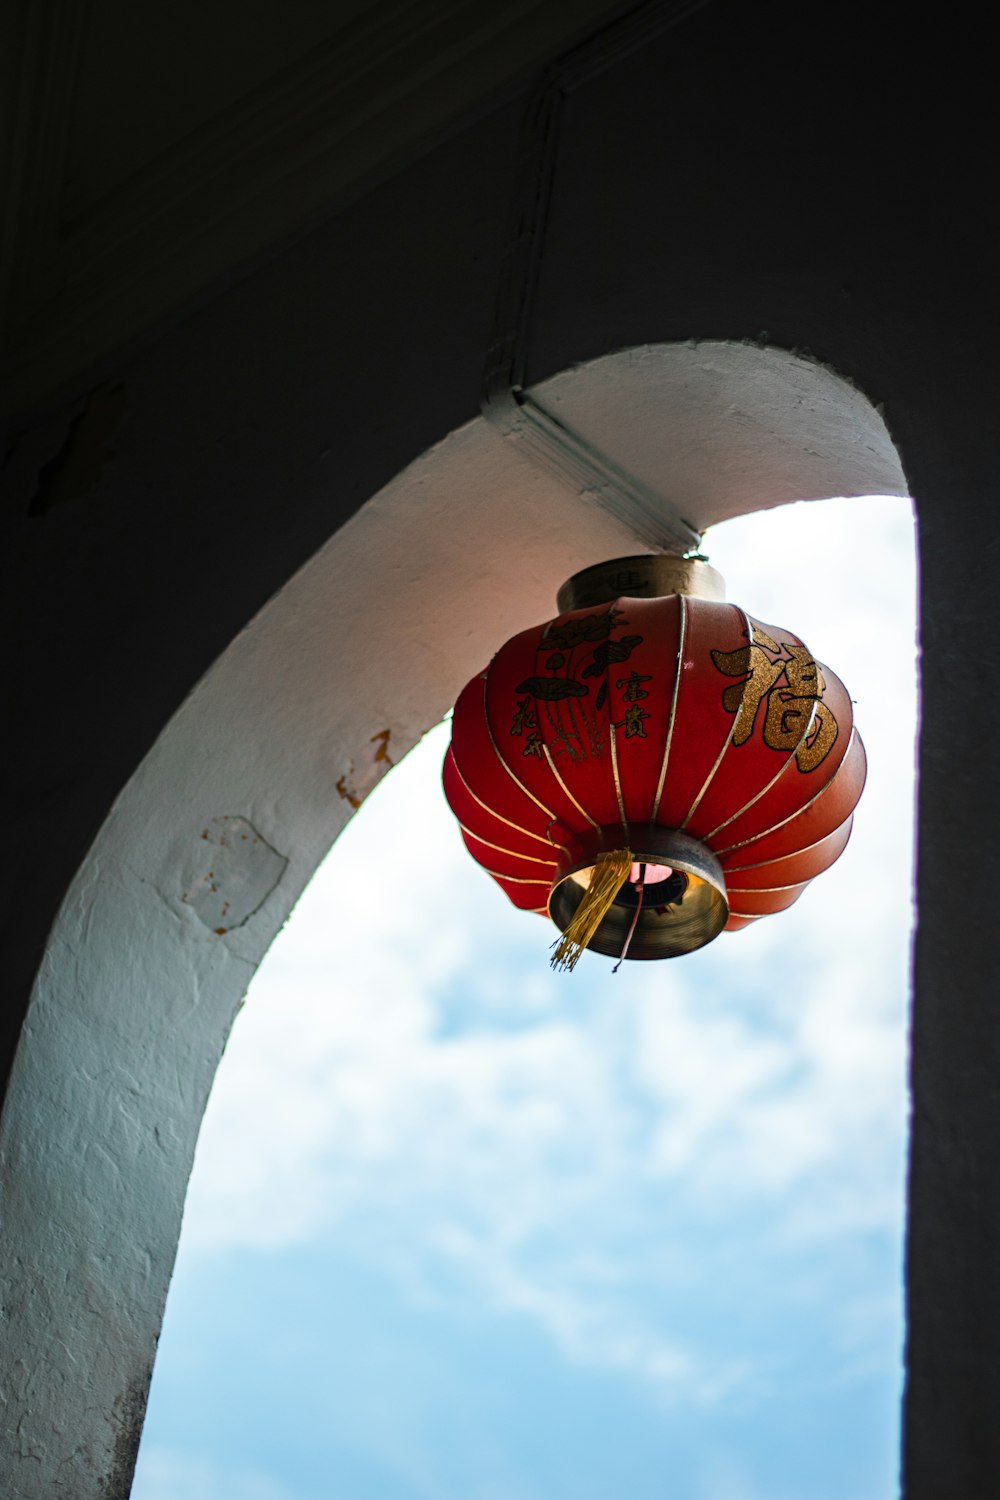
[0,0,629,415]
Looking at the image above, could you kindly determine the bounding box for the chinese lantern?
[443,554,865,969]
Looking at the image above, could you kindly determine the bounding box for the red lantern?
[443,555,865,969]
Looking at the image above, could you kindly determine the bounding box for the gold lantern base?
[548,825,729,964]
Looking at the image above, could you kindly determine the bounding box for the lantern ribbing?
[444,555,865,966]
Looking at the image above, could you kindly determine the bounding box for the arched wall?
[4,6,998,1497]
[0,343,908,1495]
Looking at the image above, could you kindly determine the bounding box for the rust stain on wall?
[336,774,361,809]
[338,730,395,810]
[179,816,287,934]
[371,728,393,765]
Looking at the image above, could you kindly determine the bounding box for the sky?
[132,493,918,1500]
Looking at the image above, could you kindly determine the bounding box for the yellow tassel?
[550,849,633,972]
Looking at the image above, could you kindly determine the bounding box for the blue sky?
[133,494,916,1500]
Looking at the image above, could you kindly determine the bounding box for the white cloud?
[186,925,631,1251]
[632,941,906,1208]
[429,1222,746,1406]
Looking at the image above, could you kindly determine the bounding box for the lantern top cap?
[556,553,726,613]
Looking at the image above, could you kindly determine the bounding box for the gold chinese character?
[711,624,838,771]
[616,670,652,702]
[795,702,838,771]
[783,644,827,698]
[510,696,537,737]
[614,703,650,739]
[522,731,544,758]
[763,690,813,752]
[710,644,784,745]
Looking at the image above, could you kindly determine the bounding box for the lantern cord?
[551,849,632,973]
[612,863,645,973]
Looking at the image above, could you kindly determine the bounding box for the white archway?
[0,343,908,1495]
